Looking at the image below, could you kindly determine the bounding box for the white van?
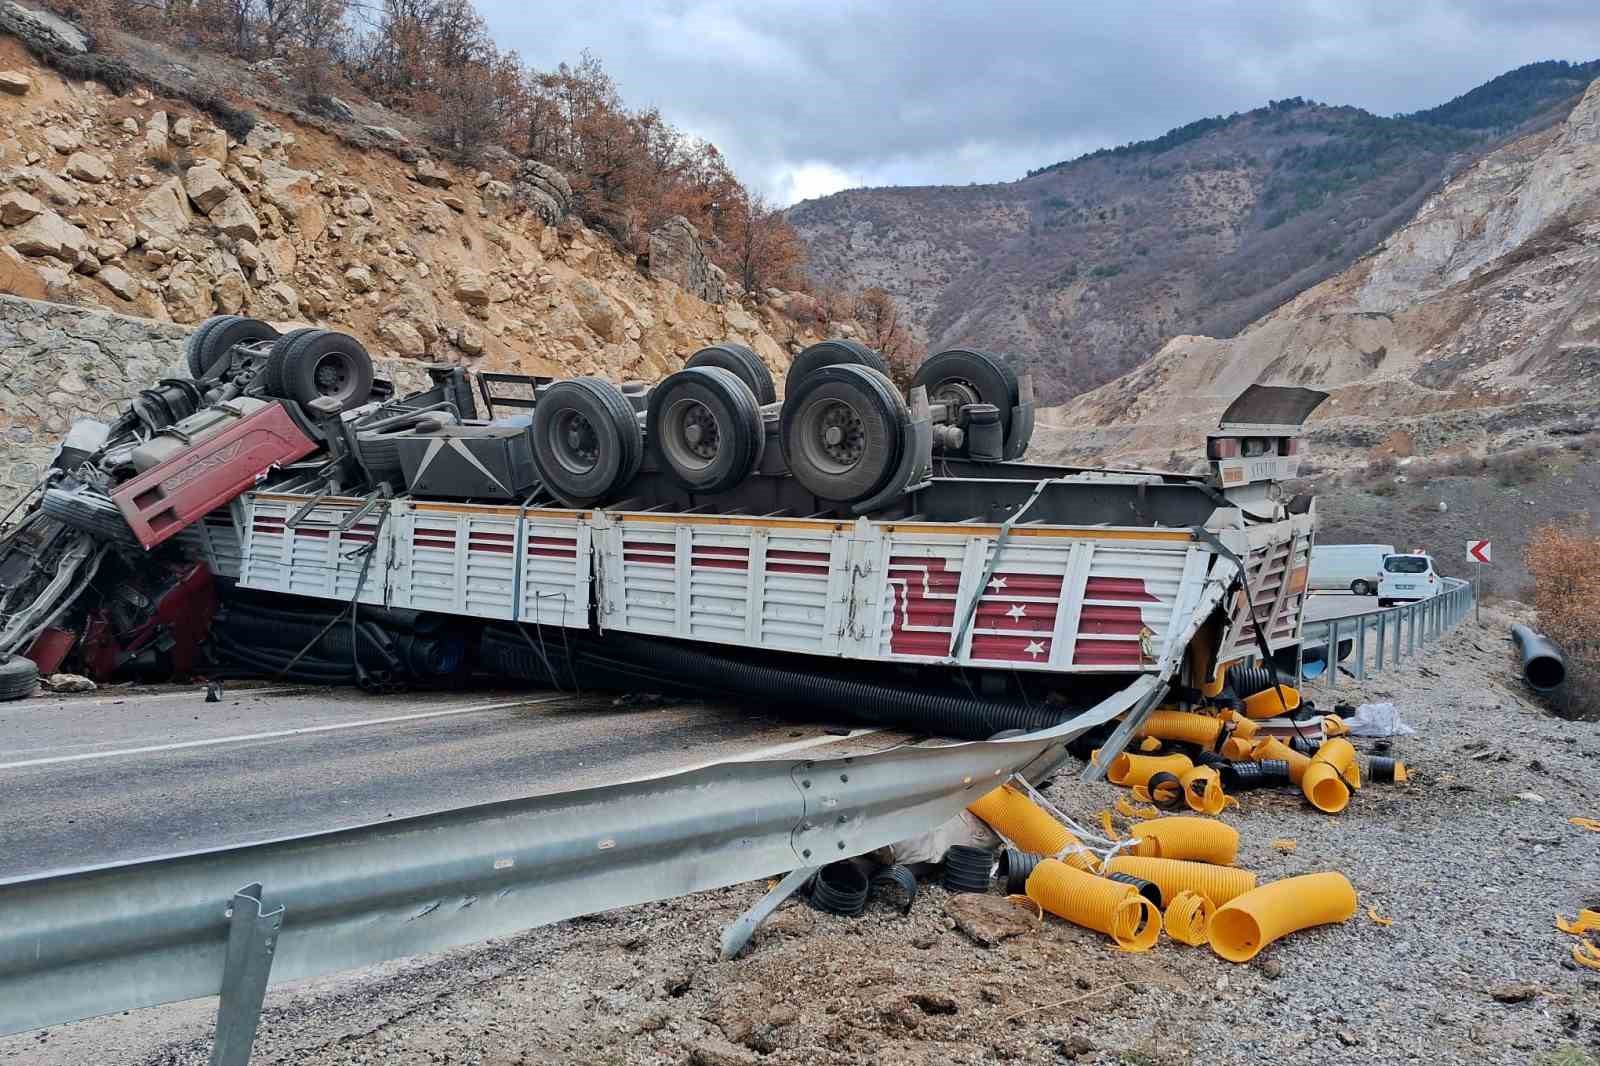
[1378,553,1439,605]
[1308,543,1395,595]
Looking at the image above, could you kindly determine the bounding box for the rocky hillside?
[790,61,1600,404]
[1032,74,1600,471]
[0,5,852,388]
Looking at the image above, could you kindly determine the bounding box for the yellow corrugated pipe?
[967,782,1098,871]
[1025,858,1162,952]
[1220,734,1255,760]
[1131,817,1240,864]
[1302,737,1362,814]
[1250,736,1312,784]
[1222,712,1261,740]
[1106,752,1194,788]
[1241,684,1301,720]
[1165,890,1216,946]
[1138,710,1225,748]
[1208,871,1358,962]
[1178,765,1234,815]
[1104,855,1257,907]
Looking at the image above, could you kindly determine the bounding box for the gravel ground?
[21,604,1600,1066]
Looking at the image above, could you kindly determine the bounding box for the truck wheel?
[686,342,776,405]
[532,378,643,504]
[272,330,375,411]
[783,339,889,399]
[781,364,907,504]
[264,327,318,397]
[185,315,279,379]
[647,366,764,494]
[1350,580,1372,596]
[40,485,138,544]
[0,655,39,701]
[912,348,1017,446]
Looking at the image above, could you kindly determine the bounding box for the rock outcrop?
[647,215,726,305]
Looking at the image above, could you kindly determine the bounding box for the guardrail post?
[1375,611,1387,672]
[1354,615,1367,682]
[1326,619,1339,688]
[210,883,283,1066]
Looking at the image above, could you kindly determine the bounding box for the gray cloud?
[476,0,1600,202]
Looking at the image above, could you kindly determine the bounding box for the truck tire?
[1350,579,1372,596]
[781,363,907,504]
[185,315,279,379]
[532,377,643,505]
[647,366,764,494]
[0,655,39,701]
[40,485,137,544]
[912,348,1018,448]
[685,342,777,405]
[271,330,375,411]
[784,339,889,399]
[264,327,319,397]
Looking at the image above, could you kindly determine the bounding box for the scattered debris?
[1488,983,1541,1004]
[947,892,1043,948]
[41,673,95,693]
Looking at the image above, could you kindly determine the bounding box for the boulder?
[647,215,726,305]
[413,157,451,188]
[214,269,246,313]
[182,164,233,213]
[515,160,572,217]
[0,189,44,225]
[313,95,356,122]
[570,278,622,342]
[363,125,407,145]
[44,127,81,155]
[209,193,260,241]
[245,123,285,154]
[63,151,108,183]
[144,111,169,161]
[235,239,260,270]
[724,304,759,334]
[377,317,426,357]
[343,264,375,292]
[343,195,371,216]
[170,117,193,147]
[135,177,192,238]
[0,70,30,96]
[0,2,89,56]
[456,323,484,356]
[96,264,138,301]
[7,166,81,208]
[260,163,324,241]
[7,209,88,262]
[453,268,492,306]
[256,281,299,318]
[191,128,229,166]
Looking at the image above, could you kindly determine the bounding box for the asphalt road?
[1303,591,1379,623]
[0,681,887,880]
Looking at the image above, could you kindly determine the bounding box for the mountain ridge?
[789,59,1600,404]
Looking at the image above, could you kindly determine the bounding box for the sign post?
[1467,539,1491,624]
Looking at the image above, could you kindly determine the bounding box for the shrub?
[1524,516,1600,718]
[1370,478,1397,497]
[1488,450,1540,486]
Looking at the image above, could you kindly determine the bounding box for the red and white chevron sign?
[1467,539,1491,564]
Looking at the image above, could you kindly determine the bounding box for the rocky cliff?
[0,18,853,391]
[1033,76,1600,469]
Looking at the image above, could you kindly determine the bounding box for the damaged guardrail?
[0,675,1164,1063]
[1295,577,1473,687]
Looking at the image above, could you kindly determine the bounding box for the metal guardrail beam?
[1295,577,1472,688]
[0,675,1160,1042]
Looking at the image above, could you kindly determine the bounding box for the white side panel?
[517,513,591,629]
[176,502,243,580]
[236,495,388,607]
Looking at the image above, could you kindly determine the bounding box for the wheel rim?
[661,397,721,473]
[798,396,865,475]
[311,352,358,403]
[929,377,983,412]
[549,409,600,475]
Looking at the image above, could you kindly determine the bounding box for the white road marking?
[0,685,309,713]
[661,727,885,779]
[0,696,566,771]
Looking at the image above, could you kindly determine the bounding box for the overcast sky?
[476,1,1600,205]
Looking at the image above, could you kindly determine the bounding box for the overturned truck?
[0,316,1321,739]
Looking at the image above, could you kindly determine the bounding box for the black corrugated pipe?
[1511,624,1566,692]
[1226,664,1277,698]
[589,632,1066,739]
